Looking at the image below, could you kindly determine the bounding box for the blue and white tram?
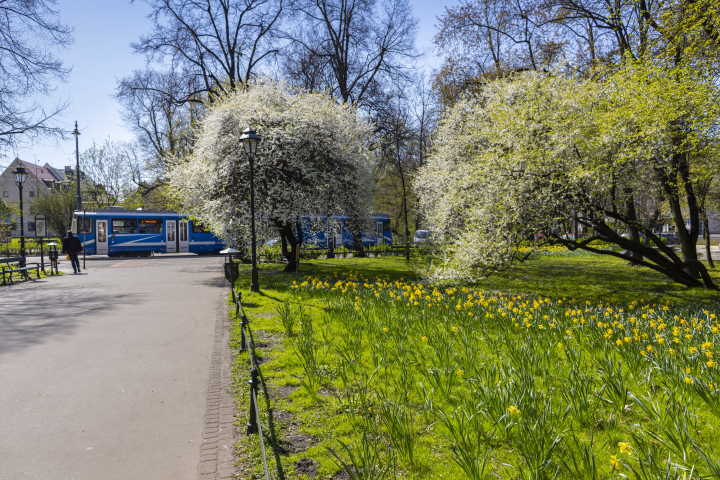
[71,209,224,256]
[300,213,393,248]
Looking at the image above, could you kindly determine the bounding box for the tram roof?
[74,209,186,217]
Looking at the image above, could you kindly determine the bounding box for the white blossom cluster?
[416,67,720,282]
[168,78,376,246]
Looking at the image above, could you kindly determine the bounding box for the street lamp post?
[13,166,27,265]
[239,127,261,293]
[72,121,82,211]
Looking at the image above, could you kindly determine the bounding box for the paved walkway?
[0,255,233,480]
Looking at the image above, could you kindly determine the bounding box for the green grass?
[1,237,61,256]
[472,255,720,305]
[229,254,720,480]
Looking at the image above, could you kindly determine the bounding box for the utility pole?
[73,121,82,211]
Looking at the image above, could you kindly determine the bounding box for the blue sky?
[9,0,455,170]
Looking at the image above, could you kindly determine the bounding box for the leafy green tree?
[30,187,76,238]
[0,200,15,247]
[80,139,133,209]
[416,65,719,288]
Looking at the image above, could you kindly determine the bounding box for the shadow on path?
[0,287,141,357]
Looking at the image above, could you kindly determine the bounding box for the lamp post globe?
[239,126,261,292]
[12,165,27,263]
[240,127,260,155]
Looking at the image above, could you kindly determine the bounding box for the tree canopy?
[0,0,73,155]
[416,65,720,288]
[168,79,375,270]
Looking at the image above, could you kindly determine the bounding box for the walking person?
[61,230,83,274]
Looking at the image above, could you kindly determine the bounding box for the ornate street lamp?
[13,165,27,264]
[239,127,261,293]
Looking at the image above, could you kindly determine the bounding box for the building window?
[27,222,35,232]
[29,191,35,197]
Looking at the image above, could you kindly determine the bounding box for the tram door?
[333,220,342,248]
[96,220,108,254]
[166,220,177,253]
[179,220,189,252]
[377,222,384,245]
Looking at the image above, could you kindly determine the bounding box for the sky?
[8,0,455,171]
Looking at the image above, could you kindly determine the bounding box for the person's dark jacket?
[62,233,83,254]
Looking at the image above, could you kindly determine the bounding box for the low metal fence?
[232,288,270,480]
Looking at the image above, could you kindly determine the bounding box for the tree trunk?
[625,190,643,265]
[276,220,303,273]
[349,215,366,258]
[403,197,410,262]
[704,213,715,269]
[655,153,702,279]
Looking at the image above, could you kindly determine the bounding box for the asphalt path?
[0,254,228,480]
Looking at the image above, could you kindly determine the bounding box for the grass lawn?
[2,237,62,256]
[0,264,57,287]
[229,254,720,479]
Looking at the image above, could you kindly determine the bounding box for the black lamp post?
[239,127,261,293]
[13,166,27,265]
[72,121,82,211]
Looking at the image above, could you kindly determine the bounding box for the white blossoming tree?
[169,79,375,272]
[416,65,720,288]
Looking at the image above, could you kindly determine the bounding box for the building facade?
[0,158,67,237]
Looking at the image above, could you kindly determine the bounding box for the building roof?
[17,159,61,183]
[45,165,65,182]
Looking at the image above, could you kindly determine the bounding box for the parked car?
[264,238,281,247]
[413,230,432,245]
[620,232,647,241]
[657,233,679,245]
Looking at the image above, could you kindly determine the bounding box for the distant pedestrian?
[62,230,83,274]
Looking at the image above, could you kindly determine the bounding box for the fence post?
[247,367,260,434]
[240,314,248,352]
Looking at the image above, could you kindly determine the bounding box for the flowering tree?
[169,79,375,272]
[416,66,720,288]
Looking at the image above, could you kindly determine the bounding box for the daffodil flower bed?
[236,267,720,479]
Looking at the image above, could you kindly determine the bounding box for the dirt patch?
[273,385,298,399]
[294,458,319,478]
[284,432,316,453]
[271,409,295,426]
[332,468,356,480]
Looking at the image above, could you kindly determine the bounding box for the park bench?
[0,257,41,286]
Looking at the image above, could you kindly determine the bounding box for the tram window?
[192,222,210,234]
[75,217,93,234]
[112,218,138,234]
[139,218,163,234]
